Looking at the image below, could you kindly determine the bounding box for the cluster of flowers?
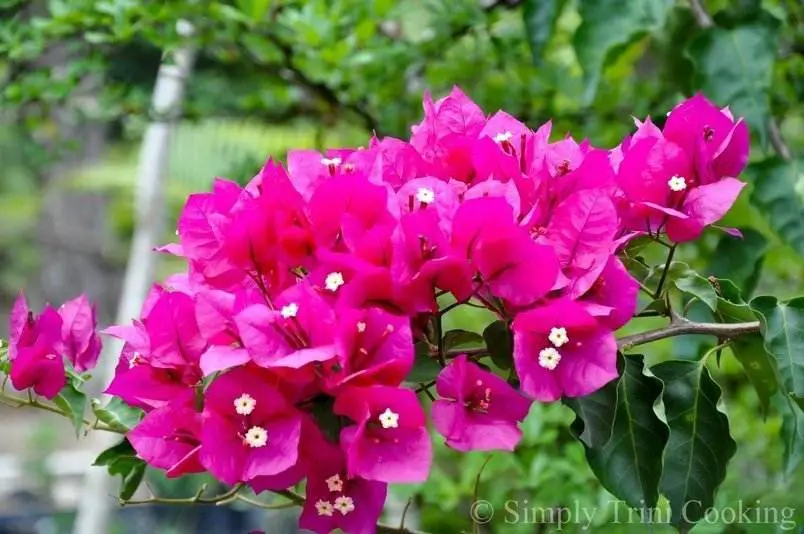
[6,293,101,398]
[4,89,748,533]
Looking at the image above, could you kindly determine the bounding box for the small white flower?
[493,131,513,143]
[538,347,562,371]
[548,327,569,348]
[128,352,142,369]
[321,156,342,167]
[668,175,687,192]
[378,408,399,429]
[416,187,435,204]
[280,302,299,319]
[325,272,345,292]
[325,474,343,492]
[356,321,367,333]
[315,499,335,517]
[334,496,355,515]
[234,393,256,416]
[244,426,268,448]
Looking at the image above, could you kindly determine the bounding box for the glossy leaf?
[407,341,442,383]
[748,158,804,257]
[574,0,674,104]
[94,438,147,501]
[653,361,736,528]
[647,261,717,312]
[443,329,484,352]
[565,355,669,508]
[779,396,804,476]
[751,296,804,403]
[686,19,779,147]
[54,381,87,437]
[483,320,513,370]
[522,0,561,66]
[91,397,143,433]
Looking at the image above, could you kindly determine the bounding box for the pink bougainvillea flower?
[128,392,204,478]
[580,257,639,330]
[334,385,432,483]
[432,355,531,452]
[59,294,102,372]
[663,177,746,242]
[299,428,387,534]
[452,197,559,308]
[321,307,413,392]
[7,293,66,399]
[200,366,303,485]
[663,94,750,183]
[234,283,336,369]
[543,188,619,297]
[513,298,618,402]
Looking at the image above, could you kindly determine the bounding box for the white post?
[72,20,196,534]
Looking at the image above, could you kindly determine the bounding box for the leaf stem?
[654,244,677,299]
[0,390,124,434]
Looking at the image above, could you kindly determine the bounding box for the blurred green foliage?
[1,0,803,532]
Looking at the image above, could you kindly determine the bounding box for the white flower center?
[378,408,399,429]
[244,426,268,448]
[493,131,513,143]
[356,321,367,333]
[128,351,142,369]
[280,302,299,319]
[315,499,335,517]
[326,474,344,492]
[321,156,342,167]
[538,347,562,371]
[416,187,435,204]
[325,272,345,292]
[334,496,355,515]
[548,327,569,348]
[668,175,687,192]
[234,393,256,416]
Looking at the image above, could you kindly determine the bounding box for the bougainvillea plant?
[2,88,800,534]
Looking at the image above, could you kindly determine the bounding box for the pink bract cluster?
[6,293,101,398]
[3,88,749,534]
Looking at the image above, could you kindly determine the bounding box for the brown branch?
[618,320,760,351]
[688,0,714,28]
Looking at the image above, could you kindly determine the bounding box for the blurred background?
[0,0,802,532]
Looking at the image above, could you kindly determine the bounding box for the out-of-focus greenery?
[1,0,803,532]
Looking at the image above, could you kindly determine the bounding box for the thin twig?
[120,484,246,507]
[688,0,714,28]
[769,119,792,161]
[399,497,414,531]
[654,244,677,299]
[618,319,760,350]
[0,391,124,434]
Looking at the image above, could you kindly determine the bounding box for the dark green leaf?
[779,395,804,476]
[565,355,669,508]
[54,381,87,437]
[483,320,513,370]
[407,341,442,383]
[685,19,779,147]
[708,229,768,297]
[653,361,736,528]
[93,438,146,500]
[522,0,561,66]
[91,397,143,433]
[443,329,484,351]
[574,0,674,104]
[748,158,804,257]
[751,296,804,400]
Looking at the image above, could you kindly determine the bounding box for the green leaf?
[522,0,561,66]
[54,381,87,437]
[779,395,804,476]
[707,228,768,297]
[647,261,717,312]
[652,361,736,529]
[443,329,484,351]
[573,0,674,104]
[748,158,804,257]
[407,341,442,383]
[93,438,146,501]
[751,296,804,402]
[565,355,669,508]
[91,397,143,433]
[483,320,513,370]
[685,19,779,147]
